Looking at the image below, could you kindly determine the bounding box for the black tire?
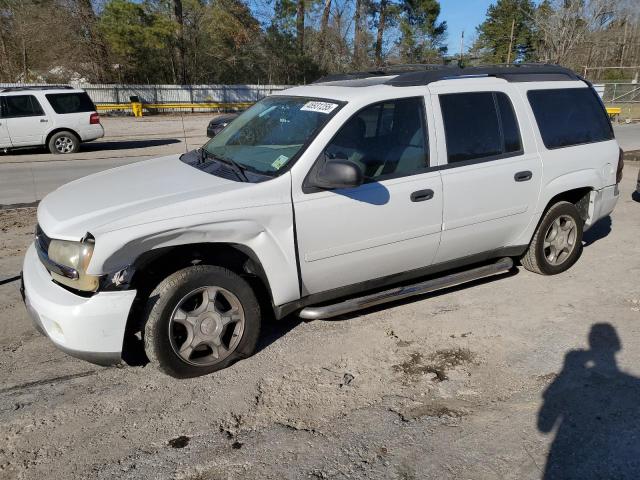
[521,201,584,275]
[48,131,79,154]
[143,265,261,378]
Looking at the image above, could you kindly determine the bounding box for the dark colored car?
[206,113,239,138]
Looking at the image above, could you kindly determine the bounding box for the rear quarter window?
[527,88,613,149]
[45,92,96,114]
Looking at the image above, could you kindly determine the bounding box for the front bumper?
[21,244,136,366]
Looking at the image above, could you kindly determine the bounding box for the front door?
[2,95,49,147]
[430,87,542,263]
[294,96,443,295]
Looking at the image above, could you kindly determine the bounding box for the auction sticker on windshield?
[300,101,338,114]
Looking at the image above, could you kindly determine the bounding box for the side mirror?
[311,158,364,190]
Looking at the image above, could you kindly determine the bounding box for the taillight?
[89,112,100,125]
[617,148,624,183]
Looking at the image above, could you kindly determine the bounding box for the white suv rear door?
[293,96,443,295]
[2,94,49,147]
[430,84,542,263]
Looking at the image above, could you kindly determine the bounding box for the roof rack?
[314,64,581,86]
[0,85,75,93]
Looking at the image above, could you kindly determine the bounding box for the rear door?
[294,96,443,295]
[430,85,542,263]
[3,94,49,146]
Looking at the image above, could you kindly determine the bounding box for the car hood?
[37,154,245,240]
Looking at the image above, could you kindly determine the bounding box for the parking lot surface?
[0,162,638,479]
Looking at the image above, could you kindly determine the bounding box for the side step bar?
[299,257,514,320]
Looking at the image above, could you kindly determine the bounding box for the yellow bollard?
[131,101,143,117]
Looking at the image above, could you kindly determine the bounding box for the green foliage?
[99,0,175,82]
[397,0,447,63]
[473,0,537,63]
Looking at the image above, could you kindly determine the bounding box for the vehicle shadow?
[81,139,181,152]
[538,323,640,479]
[582,215,612,247]
[254,262,519,355]
[2,139,180,155]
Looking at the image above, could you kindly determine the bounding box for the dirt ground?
[0,165,639,480]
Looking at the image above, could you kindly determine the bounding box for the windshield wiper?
[201,149,249,182]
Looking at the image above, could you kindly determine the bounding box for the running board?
[298,257,514,320]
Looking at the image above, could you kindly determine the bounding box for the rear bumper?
[78,124,104,142]
[21,244,136,366]
[586,184,619,229]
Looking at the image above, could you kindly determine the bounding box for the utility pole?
[459,31,464,62]
[506,18,515,64]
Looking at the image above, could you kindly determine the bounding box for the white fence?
[0,83,291,112]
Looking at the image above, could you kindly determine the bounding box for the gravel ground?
[0,165,639,480]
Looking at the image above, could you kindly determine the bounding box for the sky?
[440,0,498,55]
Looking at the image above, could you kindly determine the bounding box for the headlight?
[47,238,99,292]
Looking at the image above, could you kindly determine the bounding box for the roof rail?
[314,64,580,86]
[0,85,75,93]
[314,64,453,83]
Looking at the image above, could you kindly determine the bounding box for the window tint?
[496,93,521,153]
[2,95,44,118]
[527,88,614,149]
[324,97,428,181]
[440,92,522,164]
[45,92,95,114]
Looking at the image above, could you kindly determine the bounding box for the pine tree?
[473,0,537,64]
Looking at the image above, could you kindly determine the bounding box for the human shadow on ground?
[538,323,640,479]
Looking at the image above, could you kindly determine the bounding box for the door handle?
[40,119,48,123]
[514,170,533,182]
[410,189,434,202]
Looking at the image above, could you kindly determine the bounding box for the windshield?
[203,96,342,176]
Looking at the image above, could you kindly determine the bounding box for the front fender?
[88,211,299,307]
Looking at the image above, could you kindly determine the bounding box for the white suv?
[0,86,104,154]
[21,65,622,377]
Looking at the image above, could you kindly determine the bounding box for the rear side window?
[45,92,96,114]
[1,95,44,117]
[527,88,613,149]
[440,92,522,164]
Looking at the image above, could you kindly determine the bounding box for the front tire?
[48,131,79,154]
[143,265,261,378]
[521,201,583,275]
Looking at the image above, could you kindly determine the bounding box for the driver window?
[324,97,429,182]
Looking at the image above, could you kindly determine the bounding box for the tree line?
[0,0,638,85]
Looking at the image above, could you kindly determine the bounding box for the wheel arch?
[128,242,274,309]
[119,242,275,365]
[46,127,81,146]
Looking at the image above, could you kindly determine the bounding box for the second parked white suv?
[21,65,622,377]
[0,86,104,154]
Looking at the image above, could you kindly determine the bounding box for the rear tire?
[48,131,79,154]
[143,265,261,378]
[521,201,583,275]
